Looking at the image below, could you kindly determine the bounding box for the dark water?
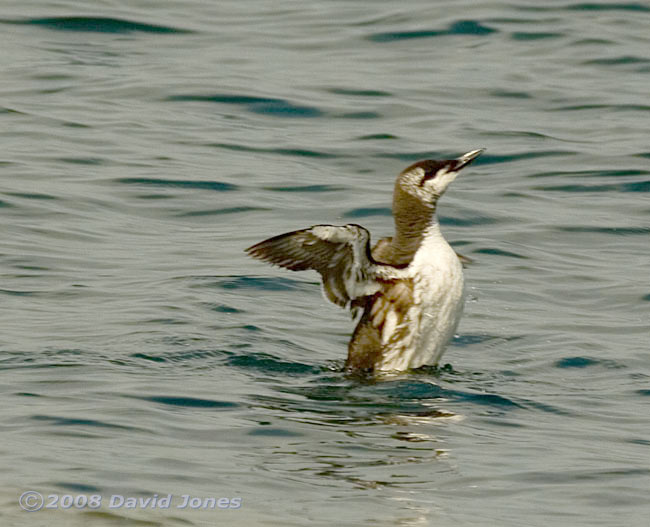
[1,1,649,526]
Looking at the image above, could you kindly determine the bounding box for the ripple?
[6,16,192,34]
[129,348,231,365]
[556,226,650,235]
[336,111,382,119]
[366,380,447,400]
[176,206,267,217]
[169,94,283,105]
[356,133,398,140]
[626,438,650,446]
[208,142,334,158]
[216,276,307,291]
[226,351,322,375]
[168,93,323,118]
[343,207,392,218]
[31,415,137,431]
[140,318,188,326]
[441,215,499,227]
[513,467,650,486]
[116,177,238,192]
[572,38,615,45]
[55,482,102,493]
[5,191,59,200]
[555,356,600,368]
[452,334,501,347]
[531,169,649,179]
[58,157,105,166]
[537,181,650,192]
[583,55,650,66]
[262,184,345,193]
[327,88,392,97]
[130,352,167,363]
[523,400,575,417]
[474,247,527,259]
[516,2,650,12]
[568,3,650,13]
[133,395,239,409]
[550,104,650,112]
[368,20,497,43]
[201,302,243,314]
[448,389,524,409]
[489,89,532,99]
[511,32,563,40]
[377,150,571,164]
[0,288,37,297]
[248,428,303,437]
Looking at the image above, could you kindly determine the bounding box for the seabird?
[246,149,484,373]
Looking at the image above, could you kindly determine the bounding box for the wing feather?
[246,224,404,309]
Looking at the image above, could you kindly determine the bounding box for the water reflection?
[245,371,465,501]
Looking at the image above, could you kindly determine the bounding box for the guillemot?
[246,149,484,373]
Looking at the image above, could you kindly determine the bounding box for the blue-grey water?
[1,1,649,526]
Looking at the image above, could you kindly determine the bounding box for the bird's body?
[348,222,465,371]
[246,149,484,373]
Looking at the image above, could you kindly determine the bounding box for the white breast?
[376,222,465,371]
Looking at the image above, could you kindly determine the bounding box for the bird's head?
[394,148,485,208]
[390,149,484,241]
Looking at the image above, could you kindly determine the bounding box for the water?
[1,1,649,525]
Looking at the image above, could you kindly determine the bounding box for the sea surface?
[1,1,649,526]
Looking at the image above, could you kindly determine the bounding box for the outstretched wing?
[246,224,401,309]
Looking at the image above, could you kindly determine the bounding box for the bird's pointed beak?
[455,148,485,171]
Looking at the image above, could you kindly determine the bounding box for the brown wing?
[246,224,401,309]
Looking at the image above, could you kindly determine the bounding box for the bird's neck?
[390,205,437,265]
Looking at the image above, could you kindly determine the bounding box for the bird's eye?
[419,169,438,186]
